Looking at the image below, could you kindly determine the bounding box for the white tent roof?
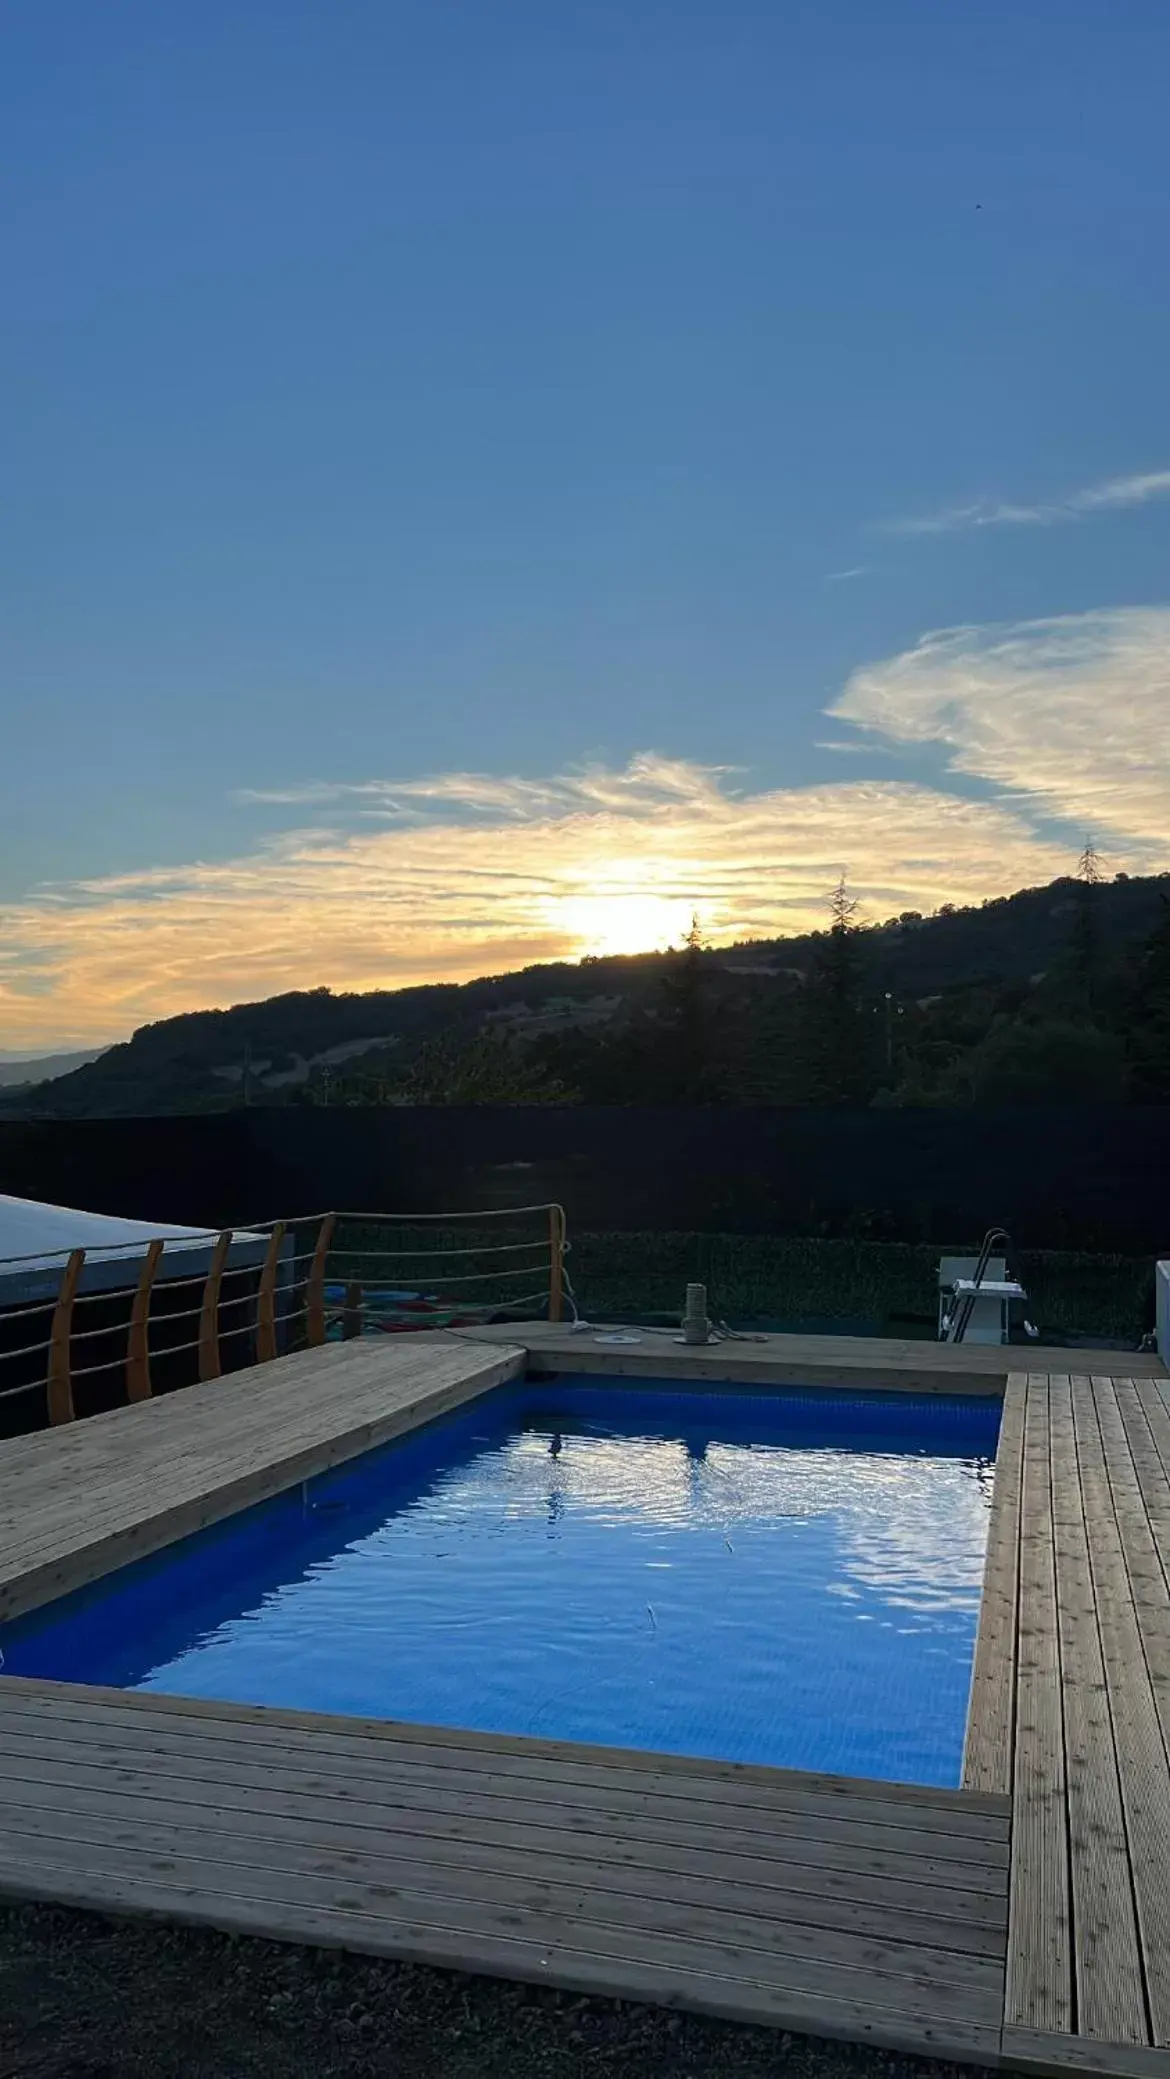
[0,1195,272,1309]
[0,1193,238,1271]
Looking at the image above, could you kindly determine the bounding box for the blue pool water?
[1,1380,998,1785]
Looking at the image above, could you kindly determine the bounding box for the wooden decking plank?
[1070,1376,1170,2047]
[1095,1379,1170,1753]
[1048,1375,1146,2043]
[1006,1375,1072,2036]
[0,1333,506,1474]
[0,1762,1005,1928]
[0,1705,1005,1840]
[1134,1376,1170,1479]
[965,1370,1026,1795]
[0,1821,1006,2022]
[0,1807,1003,2000]
[0,1339,524,1622]
[1088,1372,1170,2037]
[1120,1382,1170,1597]
[1115,1380,1170,1518]
[0,1337,454,1487]
[0,1343,504,1539]
[0,1776,1006,1953]
[476,1318,1167,1394]
[0,1849,1005,2064]
[0,1676,1009,1814]
[1002,2024,1170,2076]
[0,1742,1010,1874]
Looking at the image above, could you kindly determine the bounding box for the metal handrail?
[948,1226,1011,1344]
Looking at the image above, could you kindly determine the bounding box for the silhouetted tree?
[378,1030,572,1105]
[799,878,876,1103]
[651,914,718,1100]
[532,916,732,1103]
[1071,838,1104,1012]
[1124,899,1170,1101]
[958,1016,1125,1105]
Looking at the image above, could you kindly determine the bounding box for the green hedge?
[566,1232,1154,1345]
[329,1218,1154,1345]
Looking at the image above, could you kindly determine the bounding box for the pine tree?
[652,913,716,1100]
[800,877,876,1103]
[1072,838,1103,1013]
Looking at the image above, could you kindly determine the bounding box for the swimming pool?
[0,1379,998,1786]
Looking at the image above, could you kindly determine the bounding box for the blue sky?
[2,1,1169,1044]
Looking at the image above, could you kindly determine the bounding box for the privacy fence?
[2,1105,1169,1252]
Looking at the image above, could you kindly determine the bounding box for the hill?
[4,869,1167,1117]
[0,1047,106,1090]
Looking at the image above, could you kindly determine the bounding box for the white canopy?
[0,1193,246,1270]
[0,1194,265,1304]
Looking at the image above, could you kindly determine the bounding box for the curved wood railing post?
[126,1238,164,1403]
[255,1222,286,1364]
[305,1214,336,1347]
[548,1204,565,1323]
[47,1248,85,1426]
[198,1232,232,1382]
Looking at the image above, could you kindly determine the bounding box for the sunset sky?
[3,2,1169,1049]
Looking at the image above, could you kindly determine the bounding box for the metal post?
[548,1205,565,1324]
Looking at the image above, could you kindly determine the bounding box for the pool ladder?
[940,1227,1039,1345]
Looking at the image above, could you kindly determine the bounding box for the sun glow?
[8,601,1170,1051]
[553,888,699,960]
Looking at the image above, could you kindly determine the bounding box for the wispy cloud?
[814,739,896,756]
[0,759,1096,1048]
[833,605,1170,848]
[887,467,1170,537]
[236,781,417,812]
[238,757,741,825]
[6,611,1169,1049]
[822,565,870,583]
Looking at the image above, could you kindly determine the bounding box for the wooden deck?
[467,1318,1169,1396]
[964,1373,1170,2076]
[0,1678,1009,2066]
[0,1335,525,1623]
[1,1337,1169,2071]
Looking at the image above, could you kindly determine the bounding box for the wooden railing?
[0,1204,567,1432]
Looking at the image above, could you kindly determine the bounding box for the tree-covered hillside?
[5,868,1168,1116]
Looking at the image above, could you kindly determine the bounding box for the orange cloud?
[0,765,1102,1048]
[5,608,1168,1048]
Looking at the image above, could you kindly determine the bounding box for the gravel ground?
[0,1904,994,2079]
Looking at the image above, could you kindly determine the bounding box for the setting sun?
[553,889,699,960]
